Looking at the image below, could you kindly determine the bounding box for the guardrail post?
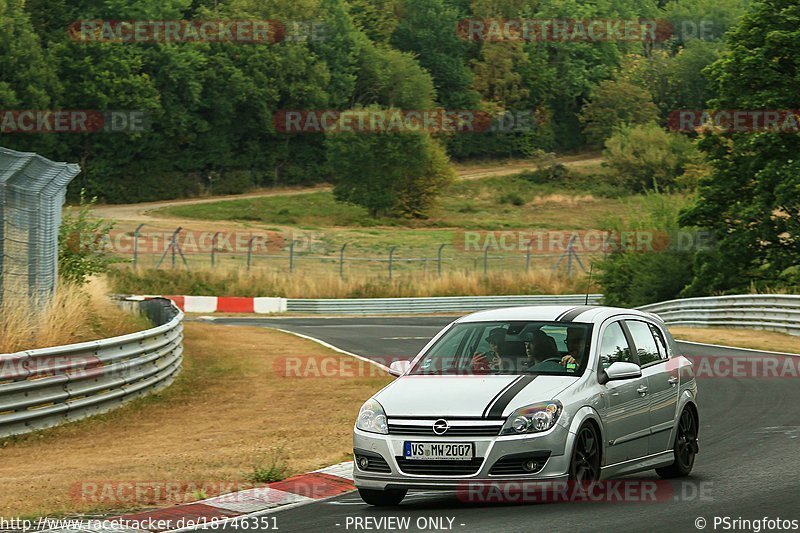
[437,244,446,276]
[339,243,347,279]
[133,224,144,270]
[389,246,397,279]
[211,231,220,270]
[246,236,255,272]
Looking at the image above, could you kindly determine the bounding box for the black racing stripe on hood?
[557,305,597,322]
[481,376,522,419]
[486,375,537,418]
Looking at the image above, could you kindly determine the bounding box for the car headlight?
[500,401,563,435]
[356,398,388,434]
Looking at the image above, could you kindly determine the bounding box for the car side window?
[625,320,661,366]
[648,323,669,361]
[599,322,634,369]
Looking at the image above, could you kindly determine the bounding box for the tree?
[679,0,800,295]
[579,80,659,145]
[353,42,437,109]
[603,123,702,192]
[391,0,478,108]
[663,0,749,44]
[615,41,724,119]
[326,111,455,217]
[0,0,60,154]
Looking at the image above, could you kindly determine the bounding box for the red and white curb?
[42,462,355,532]
[128,295,287,314]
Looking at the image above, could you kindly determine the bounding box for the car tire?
[656,407,699,478]
[358,488,407,506]
[568,423,601,483]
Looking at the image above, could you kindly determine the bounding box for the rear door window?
[625,320,661,366]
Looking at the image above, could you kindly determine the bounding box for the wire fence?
[0,147,79,306]
[113,226,602,278]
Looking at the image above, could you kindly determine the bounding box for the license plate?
[403,442,474,461]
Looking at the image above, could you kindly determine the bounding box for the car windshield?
[409,321,592,376]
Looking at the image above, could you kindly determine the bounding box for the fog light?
[357,456,370,470]
[523,460,539,472]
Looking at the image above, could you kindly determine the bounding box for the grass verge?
[0,322,391,518]
[670,326,800,355]
[108,268,598,298]
[0,278,151,353]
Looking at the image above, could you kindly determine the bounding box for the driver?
[521,329,560,368]
[471,328,507,373]
[560,326,587,370]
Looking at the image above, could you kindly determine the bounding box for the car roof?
[454,305,663,325]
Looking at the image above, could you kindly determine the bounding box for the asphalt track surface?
[201,316,800,533]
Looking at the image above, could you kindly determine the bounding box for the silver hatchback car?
[353,306,699,506]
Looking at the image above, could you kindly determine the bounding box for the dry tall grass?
[109,267,599,299]
[0,278,150,353]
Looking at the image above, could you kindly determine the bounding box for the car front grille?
[395,457,484,476]
[489,452,551,476]
[387,419,503,437]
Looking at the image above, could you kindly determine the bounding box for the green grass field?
[155,172,689,255]
[118,170,694,295]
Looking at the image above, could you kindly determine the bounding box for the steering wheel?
[540,357,564,364]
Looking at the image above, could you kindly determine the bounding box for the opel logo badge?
[432,419,449,435]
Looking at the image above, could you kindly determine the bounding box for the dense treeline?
[1,0,743,203]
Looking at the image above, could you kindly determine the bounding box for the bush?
[595,193,698,306]
[499,192,525,206]
[59,192,118,285]
[597,250,695,308]
[603,123,703,192]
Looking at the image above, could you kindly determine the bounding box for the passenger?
[471,328,507,373]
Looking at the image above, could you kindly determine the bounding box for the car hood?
[375,374,576,418]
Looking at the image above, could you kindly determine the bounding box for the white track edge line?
[272,328,393,373]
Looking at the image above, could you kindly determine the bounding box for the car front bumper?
[353,423,572,491]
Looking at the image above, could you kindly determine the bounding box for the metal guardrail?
[0,298,183,438]
[637,294,800,336]
[286,294,604,315]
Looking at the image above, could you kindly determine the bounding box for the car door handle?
[637,386,648,395]
[668,376,679,386]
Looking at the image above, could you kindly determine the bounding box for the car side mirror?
[599,362,642,384]
[389,360,411,377]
